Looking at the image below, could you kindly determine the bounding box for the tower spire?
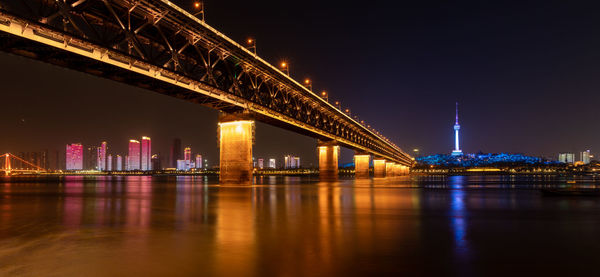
[455,102,459,124]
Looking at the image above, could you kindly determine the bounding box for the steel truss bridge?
[0,0,413,165]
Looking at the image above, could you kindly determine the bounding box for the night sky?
[1,0,600,166]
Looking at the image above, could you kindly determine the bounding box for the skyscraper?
[97,141,107,171]
[558,153,575,164]
[269,158,276,169]
[107,154,113,171]
[85,146,98,170]
[184,147,192,161]
[128,140,141,170]
[195,154,203,169]
[66,143,83,170]
[580,150,591,164]
[151,154,161,171]
[284,155,300,169]
[258,158,264,169]
[451,102,463,156]
[116,155,123,171]
[141,136,151,171]
[169,138,181,168]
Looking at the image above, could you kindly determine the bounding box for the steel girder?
[0,0,413,165]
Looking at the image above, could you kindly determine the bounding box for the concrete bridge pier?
[218,112,254,184]
[386,162,396,177]
[354,153,370,179]
[373,159,386,178]
[318,140,339,182]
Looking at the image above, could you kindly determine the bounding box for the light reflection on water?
[1,175,600,276]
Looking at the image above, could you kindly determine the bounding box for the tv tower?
[451,102,463,156]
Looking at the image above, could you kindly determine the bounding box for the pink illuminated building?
[195,154,203,169]
[128,140,141,170]
[97,141,107,171]
[141,136,151,171]
[184,147,192,162]
[66,143,83,170]
[116,155,123,171]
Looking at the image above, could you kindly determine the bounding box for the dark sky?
[1,0,600,165]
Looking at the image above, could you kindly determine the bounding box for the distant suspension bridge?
[0,153,47,176]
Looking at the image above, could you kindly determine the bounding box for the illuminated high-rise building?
[107,154,112,171]
[580,150,591,164]
[116,155,123,171]
[558,153,575,164]
[184,147,192,161]
[85,146,98,170]
[195,154,203,169]
[451,102,463,156]
[269,158,276,169]
[97,141,107,171]
[151,154,161,171]
[66,143,83,170]
[128,140,141,170]
[258,158,264,169]
[141,136,151,171]
[284,155,300,169]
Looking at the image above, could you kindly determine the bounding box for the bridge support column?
[318,140,339,182]
[354,153,370,179]
[219,113,254,184]
[373,159,386,178]
[386,162,396,177]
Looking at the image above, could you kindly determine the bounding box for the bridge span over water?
[0,0,412,182]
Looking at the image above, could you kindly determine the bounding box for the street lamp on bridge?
[304,78,312,91]
[334,101,341,110]
[280,61,289,75]
[246,38,256,55]
[345,108,351,116]
[320,91,328,102]
[193,2,205,21]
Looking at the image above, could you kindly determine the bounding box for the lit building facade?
[151,154,161,170]
[184,147,192,162]
[107,154,112,171]
[66,143,83,170]
[558,153,575,164]
[284,155,300,169]
[269,158,276,169]
[257,158,264,169]
[97,141,107,171]
[580,150,591,164]
[116,155,123,171]
[195,154,203,169]
[128,140,141,170]
[451,102,463,156]
[141,136,151,170]
[177,159,195,171]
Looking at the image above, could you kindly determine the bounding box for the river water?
[1,175,600,276]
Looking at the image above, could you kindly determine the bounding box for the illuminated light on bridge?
[0,153,47,176]
[0,0,412,183]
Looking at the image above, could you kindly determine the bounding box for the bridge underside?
[0,31,410,165]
